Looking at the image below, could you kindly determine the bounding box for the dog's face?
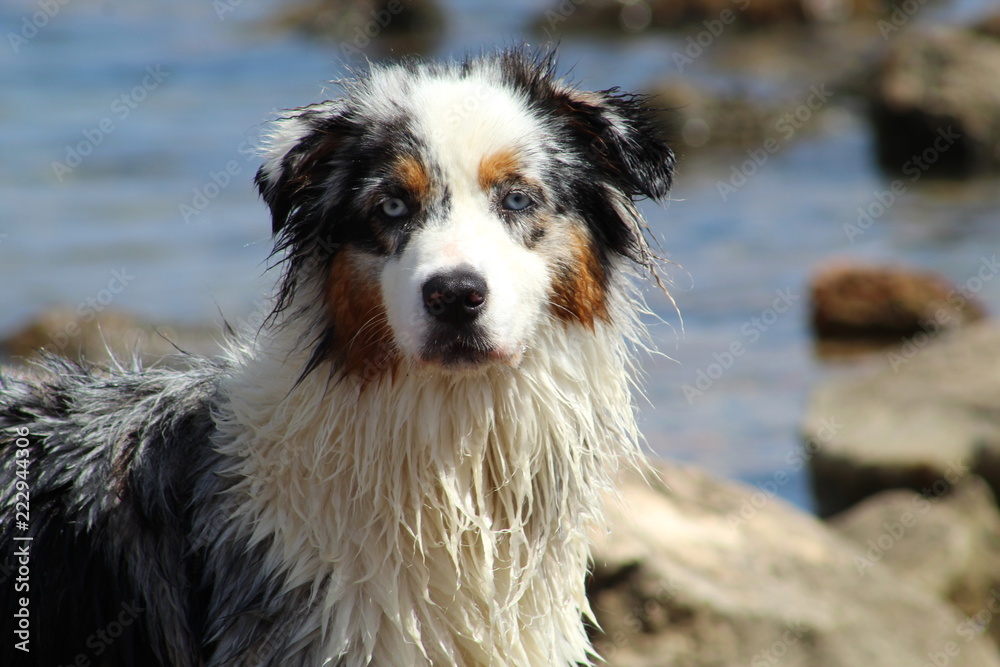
[256,51,674,378]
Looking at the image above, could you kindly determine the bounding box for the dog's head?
[256,50,674,379]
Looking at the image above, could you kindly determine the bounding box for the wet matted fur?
[0,49,675,666]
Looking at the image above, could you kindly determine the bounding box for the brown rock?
[0,307,222,369]
[809,262,985,353]
[975,10,1000,39]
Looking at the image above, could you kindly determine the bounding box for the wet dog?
[0,49,674,666]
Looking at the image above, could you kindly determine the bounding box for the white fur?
[381,208,550,365]
[258,100,341,186]
[212,62,658,666]
[378,73,556,366]
[215,304,643,666]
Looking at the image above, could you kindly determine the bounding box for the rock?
[803,323,1000,517]
[830,476,1000,647]
[809,262,986,355]
[647,76,857,153]
[267,0,445,57]
[648,80,788,150]
[0,307,222,369]
[870,26,1000,174]
[535,0,883,34]
[589,461,1000,666]
[976,10,1000,40]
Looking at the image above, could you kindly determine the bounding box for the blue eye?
[380,198,409,218]
[501,191,533,211]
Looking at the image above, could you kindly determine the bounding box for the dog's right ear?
[255,106,347,236]
[552,87,675,201]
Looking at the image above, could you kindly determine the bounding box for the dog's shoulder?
[0,355,222,515]
[0,355,224,667]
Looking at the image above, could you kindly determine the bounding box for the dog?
[0,49,674,666]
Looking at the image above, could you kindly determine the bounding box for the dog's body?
[0,50,674,666]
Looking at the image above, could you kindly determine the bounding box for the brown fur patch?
[549,228,609,329]
[325,249,399,382]
[395,155,430,200]
[478,149,521,192]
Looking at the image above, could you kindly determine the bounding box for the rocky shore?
[589,461,1000,666]
[8,2,1000,664]
[590,312,1000,665]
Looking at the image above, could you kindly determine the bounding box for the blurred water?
[3,0,1000,511]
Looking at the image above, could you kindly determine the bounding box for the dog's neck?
[214,312,644,665]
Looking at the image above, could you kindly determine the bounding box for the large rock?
[803,323,1000,517]
[978,10,1000,39]
[809,261,986,356]
[648,80,790,150]
[870,26,1000,174]
[268,0,445,58]
[534,0,882,34]
[589,461,1000,666]
[831,476,1000,647]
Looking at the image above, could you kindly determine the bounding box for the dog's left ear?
[255,107,347,236]
[554,88,675,200]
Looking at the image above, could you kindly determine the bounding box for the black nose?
[422,269,489,327]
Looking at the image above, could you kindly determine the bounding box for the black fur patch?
[0,358,221,666]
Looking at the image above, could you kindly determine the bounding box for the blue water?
[3,0,1000,511]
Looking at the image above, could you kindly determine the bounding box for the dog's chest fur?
[200,316,640,666]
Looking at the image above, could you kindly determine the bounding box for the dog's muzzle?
[419,267,494,365]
